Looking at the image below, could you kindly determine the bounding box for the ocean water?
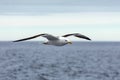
[0,41,120,80]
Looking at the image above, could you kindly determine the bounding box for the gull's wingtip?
[88,38,92,41]
[12,40,21,42]
[12,41,18,42]
[83,36,91,41]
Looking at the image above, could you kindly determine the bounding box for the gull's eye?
[65,40,67,42]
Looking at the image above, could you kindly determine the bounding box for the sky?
[0,0,120,41]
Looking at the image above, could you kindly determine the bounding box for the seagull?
[13,33,91,46]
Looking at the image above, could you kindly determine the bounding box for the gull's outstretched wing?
[13,33,59,42]
[62,33,91,40]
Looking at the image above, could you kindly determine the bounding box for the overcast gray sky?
[1,0,120,6]
[0,0,120,41]
[0,0,120,15]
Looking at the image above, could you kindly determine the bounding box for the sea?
[0,41,120,80]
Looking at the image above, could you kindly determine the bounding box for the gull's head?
[59,37,72,44]
[65,39,72,44]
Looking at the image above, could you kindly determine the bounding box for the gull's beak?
[67,41,72,44]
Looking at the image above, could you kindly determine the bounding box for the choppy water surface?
[0,41,120,80]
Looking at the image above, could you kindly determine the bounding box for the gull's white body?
[46,37,70,46]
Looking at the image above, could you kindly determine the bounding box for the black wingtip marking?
[85,37,92,41]
[12,40,24,42]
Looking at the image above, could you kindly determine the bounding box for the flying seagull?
[13,33,91,46]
